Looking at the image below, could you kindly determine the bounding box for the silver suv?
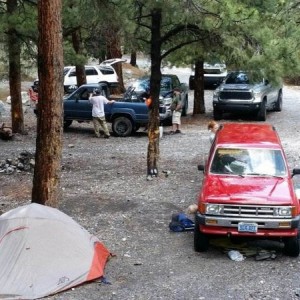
[213,71,283,121]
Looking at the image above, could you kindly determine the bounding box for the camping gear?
[169,213,195,232]
[0,203,111,299]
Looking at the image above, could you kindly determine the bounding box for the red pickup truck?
[195,123,300,256]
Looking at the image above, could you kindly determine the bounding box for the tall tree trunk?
[32,0,64,207]
[72,29,86,87]
[193,59,205,114]
[130,51,137,67]
[7,0,24,134]
[147,8,162,176]
[105,26,125,93]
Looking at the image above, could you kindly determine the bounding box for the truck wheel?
[64,120,72,129]
[257,100,266,121]
[283,234,300,257]
[194,219,209,252]
[182,97,188,116]
[274,90,283,112]
[112,117,133,137]
[213,108,222,120]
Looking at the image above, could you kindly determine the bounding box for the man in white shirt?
[89,88,115,138]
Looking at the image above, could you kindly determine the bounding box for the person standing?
[170,88,182,134]
[207,120,219,143]
[89,88,115,138]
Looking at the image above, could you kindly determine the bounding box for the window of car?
[132,79,150,92]
[160,78,172,91]
[64,67,72,75]
[68,69,76,77]
[210,147,286,176]
[98,66,114,75]
[85,67,98,76]
[170,76,180,89]
[225,72,249,84]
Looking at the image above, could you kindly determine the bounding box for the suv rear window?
[99,66,114,75]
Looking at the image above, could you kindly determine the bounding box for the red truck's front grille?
[223,205,276,218]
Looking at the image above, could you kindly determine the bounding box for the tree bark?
[7,0,24,134]
[193,60,205,114]
[72,29,86,87]
[130,51,137,67]
[105,26,125,93]
[32,0,64,207]
[147,8,162,176]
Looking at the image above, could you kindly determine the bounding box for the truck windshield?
[210,148,287,177]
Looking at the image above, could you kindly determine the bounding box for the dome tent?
[0,203,110,299]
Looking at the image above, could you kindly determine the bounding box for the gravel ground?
[1,85,300,300]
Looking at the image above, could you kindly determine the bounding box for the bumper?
[196,212,300,237]
[159,108,172,123]
[213,101,261,113]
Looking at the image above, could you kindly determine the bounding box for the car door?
[264,80,278,107]
[64,67,77,86]
[64,86,94,120]
[85,67,100,84]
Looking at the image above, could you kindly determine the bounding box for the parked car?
[33,59,126,94]
[189,62,227,90]
[64,58,126,93]
[195,123,300,256]
[212,71,283,121]
[63,83,169,137]
[127,74,189,118]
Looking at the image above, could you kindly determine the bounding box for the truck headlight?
[213,90,220,101]
[274,206,292,217]
[252,91,262,103]
[163,96,172,106]
[206,204,223,215]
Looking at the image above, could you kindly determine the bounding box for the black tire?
[213,108,222,120]
[112,117,133,137]
[182,97,188,116]
[64,120,72,129]
[274,90,283,112]
[283,234,300,257]
[194,219,209,252]
[257,100,266,121]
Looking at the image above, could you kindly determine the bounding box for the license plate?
[238,222,258,233]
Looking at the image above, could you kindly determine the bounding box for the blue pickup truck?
[127,74,189,116]
[63,83,169,137]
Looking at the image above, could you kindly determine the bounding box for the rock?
[0,123,13,140]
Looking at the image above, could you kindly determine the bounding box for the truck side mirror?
[198,164,205,171]
[292,168,300,177]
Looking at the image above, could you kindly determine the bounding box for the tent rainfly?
[0,203,111,299]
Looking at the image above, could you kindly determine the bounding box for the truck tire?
[283,234,300,257]
[213,108,222,120]
[64,120,72,129]
[194,219,209,252]
[112,117,133,137]
[274,90,283,112]
[257,100,266,121]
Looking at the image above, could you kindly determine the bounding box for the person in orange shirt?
[28,82,39,107]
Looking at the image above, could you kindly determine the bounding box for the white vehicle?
[203,62,227,87]
[64,59,126,93]
[189,62,227,89]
